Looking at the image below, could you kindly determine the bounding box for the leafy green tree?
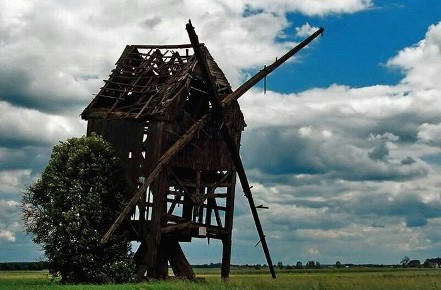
[22,136,134,283]
[277,261,284,269]
[295,261,303,269]
[336,261,342,268]
[306,261,315,269]
[400,256,410,267]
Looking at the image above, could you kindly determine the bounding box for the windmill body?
[82,43,244,279]
[81,22,323,280]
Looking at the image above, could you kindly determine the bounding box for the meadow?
[1,267,441,290]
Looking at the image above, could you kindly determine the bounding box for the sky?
[1,0,441,266]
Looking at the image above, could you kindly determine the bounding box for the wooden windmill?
[81,20,323,280]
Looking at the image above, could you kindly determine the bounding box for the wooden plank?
[222,27,324,105]
[222,173,236,279]
[161,221,192,234]
[165,238,195,279]
[131,43,201,49]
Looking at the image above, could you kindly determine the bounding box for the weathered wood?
[187,20,278,278]
[161,222,192,234]
[134,242,148,281]
[165,238,195,279]
[131,44,201,49]
[101,115,209,244]
[222,27,324,105]
[145,121,167,270]
[222,173,236,279]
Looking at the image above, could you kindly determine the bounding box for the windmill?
[81,20,323,280]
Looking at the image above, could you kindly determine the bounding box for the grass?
[1,268,441,289]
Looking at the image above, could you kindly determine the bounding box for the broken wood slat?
[100,87,156,94]
[168,180,232,188]
[131,43,200,49]
[104,80,148,87]
[166,194,181,215]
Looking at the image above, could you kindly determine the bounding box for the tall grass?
[1,268,441,289]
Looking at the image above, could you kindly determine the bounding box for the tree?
[277,261,284,269]
[336,261,342,268]
[306,261,315,269]
[22,136,134,283]
[400,256,410,267]
[295,261,303,269]
[315,261,321,269]
[423,259,433,268]
[408,260,421,267]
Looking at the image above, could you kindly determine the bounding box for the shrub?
[22,135,134,283]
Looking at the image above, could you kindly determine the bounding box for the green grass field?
[2,268,441,289]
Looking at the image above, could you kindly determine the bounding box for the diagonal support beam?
[101,115,209,244]
[186,20,278,278]
[101,22,324,245]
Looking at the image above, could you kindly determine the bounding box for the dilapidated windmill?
[81,20,323,280]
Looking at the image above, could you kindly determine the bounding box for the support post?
[221,173,236,279]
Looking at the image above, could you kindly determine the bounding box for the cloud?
[0,101,85,148]
[0,230,15,242]
[2,0,441,265]
[295,23,320,37]
[245,0,373,16]
[0,0,373,114]
[417,123,441,146]
[0,200,21,243]
[225,21,441,264]
[0,169,32,194]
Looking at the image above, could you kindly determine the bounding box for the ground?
[1,268,441,289]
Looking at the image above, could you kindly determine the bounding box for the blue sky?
[259,0,441,93]
[1,0,441,267]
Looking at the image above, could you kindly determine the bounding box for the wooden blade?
[101,22,323,245]
[222,26,323,105]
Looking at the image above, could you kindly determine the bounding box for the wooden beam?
[130,43,202,49]
[165,238,195,279]
[222,173,236,279]
[222,27,324,105]
[186,20,278,278]
[161,222,192,234]
[101,114,209,244]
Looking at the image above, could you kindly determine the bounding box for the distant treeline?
[0,262,48,271]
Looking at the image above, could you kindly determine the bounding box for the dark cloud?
[242,126,428,181]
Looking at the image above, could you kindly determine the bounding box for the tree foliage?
[22,135,134,283]
[400,256,410,266]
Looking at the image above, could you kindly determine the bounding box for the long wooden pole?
[186,20,277,278]
[223,26,324,105]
